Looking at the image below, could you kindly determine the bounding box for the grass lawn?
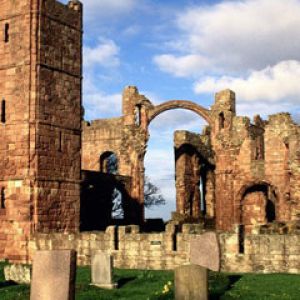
[0,262,300,299]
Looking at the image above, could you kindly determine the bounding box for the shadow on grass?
[117,276,136,288]
[210,275,242,300]
[0,281,17,289]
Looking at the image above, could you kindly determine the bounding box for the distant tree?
[111,176,166,218]
[143,177,166,208]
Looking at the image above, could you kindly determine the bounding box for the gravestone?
[175,232,220,299]
[175,264,208,300]
[91,250,117,289]
[30,250,76,300]
[190,231,220,271]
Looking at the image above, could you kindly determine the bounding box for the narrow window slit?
[219,112,225,130]
[1,99,6,123]
[59,131,62,152]
[4,23,9,43]
[238,224,245,254]
[1,188,5,209]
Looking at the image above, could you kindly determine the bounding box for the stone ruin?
[0,0,299,273]
[82,86,300,233]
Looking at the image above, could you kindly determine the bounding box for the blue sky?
[63,0,300,220]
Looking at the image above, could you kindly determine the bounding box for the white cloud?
[194,60,300,104]
[83,39,120,68]
[153,54,209,77]
[154,0,300,76]
[82,39,121,120]
[84,91,122,121]
[83,70,122,120]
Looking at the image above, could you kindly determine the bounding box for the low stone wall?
[28,225,300,273]
[221,232,300,273]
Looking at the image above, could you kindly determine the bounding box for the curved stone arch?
[237,179,280,224]
[148,100,212,125]
[237,180,280,203]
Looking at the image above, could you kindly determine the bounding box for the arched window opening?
[219,112,225,130]
[4,23,9,43]
[134,105,141,126]
[1,188,5,209]
[1,99,6,124]
[100,152,118,174]
[111,188,124,219]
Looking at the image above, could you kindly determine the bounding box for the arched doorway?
[241,183,277,229]
[144,105,211,222]
[237,182,278,253]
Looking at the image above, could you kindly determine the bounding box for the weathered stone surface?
[82,84,300,235]
[0,0,299,280]
[4,264,31,284]
[29,229,300,274]
[190,232,220,271]
[175,264,208,300]
[30,250,76,300]
[0,0,82,262]
[91,250,117,289]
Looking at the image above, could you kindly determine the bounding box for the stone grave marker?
[175,264,208,300]
[175,231,220,299]
[30,250,76,300]
[91,250,117,289]
[190,231,220,271]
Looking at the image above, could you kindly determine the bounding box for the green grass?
[0,262,300,299]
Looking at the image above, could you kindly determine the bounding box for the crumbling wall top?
[213,89,236,114]
[83,118,123,130]
[43,0,82,29]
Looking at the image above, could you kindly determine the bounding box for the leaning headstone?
[91,250,117,289]
[190,231,220,271]
[4,264,31,284]
[175,264,208,300]
[30,250,76,300]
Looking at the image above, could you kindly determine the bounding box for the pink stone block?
[30,250,76,300]
[190,232,220,271]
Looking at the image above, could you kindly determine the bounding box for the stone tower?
[0,0,82,262]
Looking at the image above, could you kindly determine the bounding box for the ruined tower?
[0,0,82,261]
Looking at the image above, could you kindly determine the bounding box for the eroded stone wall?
[82,86,300,234]
[0,0,82,262]
[28,225,300,273]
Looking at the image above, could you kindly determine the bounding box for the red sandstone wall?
[82,119,123,172]
[210,91,300,231]
[0,0,82,261]
[34,0,82,233]
[82,86,300,232]
[0,0,37,262]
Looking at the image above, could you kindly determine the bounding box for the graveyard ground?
[0,263,300,299]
